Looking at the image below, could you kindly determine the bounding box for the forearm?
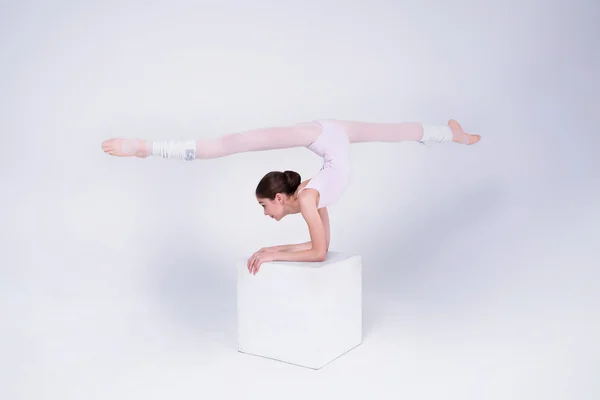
[272,248,327,262]
[275,241,312,252]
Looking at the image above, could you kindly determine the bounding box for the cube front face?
[237,252,362,369]
[237,263,324,367]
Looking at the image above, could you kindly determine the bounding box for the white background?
[2,0,599,399]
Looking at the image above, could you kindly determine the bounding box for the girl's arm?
[268,208,329,252]
[277,241,313,252]
[270,189,328,262]
[318,207,330,252]
[247,191,329,274]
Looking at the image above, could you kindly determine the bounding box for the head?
[255,170,301,221]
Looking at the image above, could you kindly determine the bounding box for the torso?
[300,120,350,209]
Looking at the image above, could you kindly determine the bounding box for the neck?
[284,197,302,215]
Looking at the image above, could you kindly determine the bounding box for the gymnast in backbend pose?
[102,118,480,274]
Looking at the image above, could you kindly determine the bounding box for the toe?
[102,139,113,150]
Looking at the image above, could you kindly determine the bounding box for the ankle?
[151,140,197,160]
[420,124,453,144]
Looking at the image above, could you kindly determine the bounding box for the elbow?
[314,249,327,262]
[309,239,328,262]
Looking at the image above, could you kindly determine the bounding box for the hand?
[247,250,277,275]
[246,247,270,274]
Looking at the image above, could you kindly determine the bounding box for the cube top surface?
[237,251,360,268]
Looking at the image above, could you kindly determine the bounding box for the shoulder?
[297,187,319,210]
[297,186,318,202]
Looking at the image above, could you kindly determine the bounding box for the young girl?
[102,118,480,274]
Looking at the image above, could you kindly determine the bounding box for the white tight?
[195,122,321,159]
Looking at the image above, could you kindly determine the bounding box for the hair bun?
[283,170,301,190]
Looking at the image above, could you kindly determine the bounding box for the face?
[257,194,286,221]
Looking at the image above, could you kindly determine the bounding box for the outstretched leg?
[333,119,480,145]
[102,121,322,160]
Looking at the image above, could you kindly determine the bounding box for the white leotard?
[297,120,350,208]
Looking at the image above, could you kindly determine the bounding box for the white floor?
[2,1,599,399]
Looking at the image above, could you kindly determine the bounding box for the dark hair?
[255,170,301,199]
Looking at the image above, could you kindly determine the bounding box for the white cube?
[236,251,362,369]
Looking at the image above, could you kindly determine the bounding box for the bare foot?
[102,138,152,158]
[448,119,481,145]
